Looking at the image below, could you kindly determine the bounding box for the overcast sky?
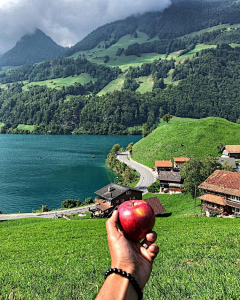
[0,0,172,54]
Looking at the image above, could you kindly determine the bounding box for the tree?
[162,113,173,123]
[142,123,149,137]
[180,155,221,205]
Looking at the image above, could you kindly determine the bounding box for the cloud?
[0,0,172,54]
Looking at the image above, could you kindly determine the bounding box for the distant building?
[222,145,240,159]
[155,160,173,174]
[173,157,190,169]
[158,171,183,193]
[198,170,240,215]
[92,183,143,217]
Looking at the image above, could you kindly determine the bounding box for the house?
[198,170,240,215]
[158,171,183,193]
[155,160,173,174]
[92,183,143,217]
[218,157,237,170]
[222,145,240,159]
[145,197,166,216]
[173,157,190,169]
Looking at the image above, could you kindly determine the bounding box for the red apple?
[118,200,155,241]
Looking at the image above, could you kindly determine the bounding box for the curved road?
[0,204,95,221]
[116,151,157,194]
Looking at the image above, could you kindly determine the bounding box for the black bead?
[122,271,127,277]
[113,268,118,273]
[117,269,122,274]
[126,273,131,278]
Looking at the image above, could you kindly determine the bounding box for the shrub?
[147,181,160,193]
[83,197,94,205]
[61,199,81,209]
[211,211,219,217]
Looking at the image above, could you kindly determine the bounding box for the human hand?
[106,210,159,290]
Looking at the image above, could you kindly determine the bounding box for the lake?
[0,134,141,213]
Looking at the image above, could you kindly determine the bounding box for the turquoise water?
[0,135,141,213]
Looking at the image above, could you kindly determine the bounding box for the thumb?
[106,210,119,236]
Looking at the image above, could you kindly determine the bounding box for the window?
[230,195,240,201]
[116,200,119,204]
[121,199,124,203]
[126,191,131,195]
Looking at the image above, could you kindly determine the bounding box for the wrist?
[105,268,143,300]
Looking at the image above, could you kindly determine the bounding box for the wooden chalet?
[222,145,240,159]
[158,171,183,193]
[198,170,240,215]
[92,183,143,217]
[155,160,173,174]
[173,157,189,169]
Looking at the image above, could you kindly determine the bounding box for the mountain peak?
[0,29,64,67]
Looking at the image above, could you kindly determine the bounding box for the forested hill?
[0,29,64,67]
[63,0,240,56]
[0,45,240,135]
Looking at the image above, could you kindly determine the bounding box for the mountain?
[63,0,240,57]
[0,29,64,67]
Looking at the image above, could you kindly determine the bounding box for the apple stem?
[132,200,135,207]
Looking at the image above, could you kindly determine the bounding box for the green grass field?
[132,117,240,167]
[23,74,96,91]
[2,193,240,299]
[17,124,36,132]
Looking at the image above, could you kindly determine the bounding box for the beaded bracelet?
[104,268,143,300]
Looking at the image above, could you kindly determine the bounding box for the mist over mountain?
[63,0,240,56]
[0,29,64,67]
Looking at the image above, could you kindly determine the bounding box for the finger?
[141,231,157,249]
[106,210,119,236]
[147,244,159,260]
[145,231,157,243]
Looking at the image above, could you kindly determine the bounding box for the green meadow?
[132,117,240,167]
[24,74,96,90]
[2,193,240,299]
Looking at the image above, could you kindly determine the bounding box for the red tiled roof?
[224,145,240,154]
[155,160,173,167]
[145,197,166,215]
[198,194,226,206]
[198,170,240,197]
[173,157,190,162]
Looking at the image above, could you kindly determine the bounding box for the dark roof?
[158,171,182,183]
[145,197,166,215]
[95,183,142,200]
[198,170,240,197]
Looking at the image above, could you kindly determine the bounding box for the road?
[0,204,95,221]
[116,151,157,193]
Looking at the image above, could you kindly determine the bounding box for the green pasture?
[23,74,96,90]
[132,117,240,167]
[97,74,125,95]
[1,192,240,299]
[17,124,36,132]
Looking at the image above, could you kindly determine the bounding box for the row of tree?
[0,46,240,134]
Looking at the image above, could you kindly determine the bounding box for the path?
[116,151,157,193]
[0,204,95,221]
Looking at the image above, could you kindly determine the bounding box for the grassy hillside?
[2,194,240,299]
[132,117,240,167]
